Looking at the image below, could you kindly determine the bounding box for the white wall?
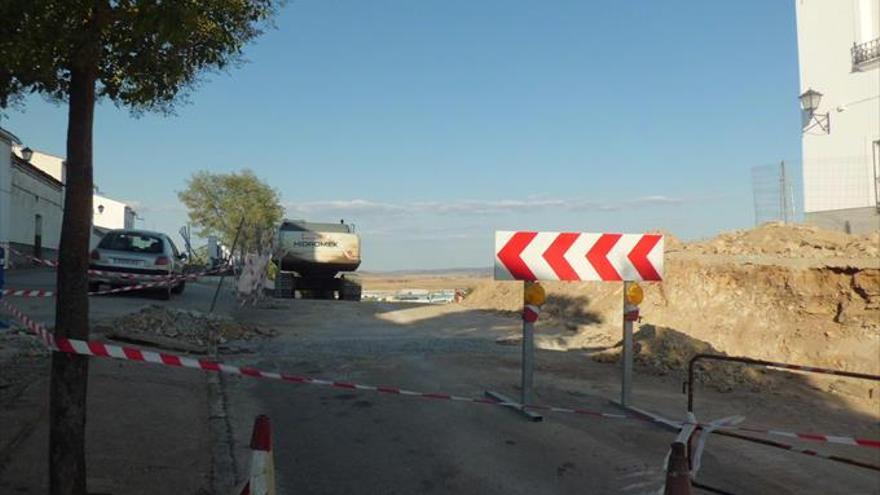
[93,193,135,230]
[9,161,63,250]
[796,0,880,213]
[0,130,13,262]
[13,147,66,184]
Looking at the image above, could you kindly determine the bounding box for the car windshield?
[98,233,164,254]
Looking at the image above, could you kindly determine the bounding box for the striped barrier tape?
[2,266,231,298]
[712,429,880,472]
[7,247,215,281]
[87,265,231,296]
[1,289,55,297]
[8,247,58,267]
[730,426,880,449]
[0,298,55,347]
[1,298,877,451]
[0,299,678,427]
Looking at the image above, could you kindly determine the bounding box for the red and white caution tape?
[729,426,880,449]
[765,362,874,378]
[0,299,55,347]
[87,266,230,296]
[0,300,670,426]
[8,247,218,281]
[8,247,58,267]
[2,298,878,452]
[1,288,55,298]
[1,266,230,298]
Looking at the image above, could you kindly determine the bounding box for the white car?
[88,229,186,299]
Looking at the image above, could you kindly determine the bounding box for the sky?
[3,0,804,271]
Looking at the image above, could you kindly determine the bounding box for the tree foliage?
[0,2,282,493]
[0,0,279,111]
[179,169,283,254]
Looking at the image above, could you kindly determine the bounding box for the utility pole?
[780,160,789,224]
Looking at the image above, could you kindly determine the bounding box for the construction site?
[1,222,878,494]
[1,1,879,494]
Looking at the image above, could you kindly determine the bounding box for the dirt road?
[220,299,880,494]
[2,267,878,493]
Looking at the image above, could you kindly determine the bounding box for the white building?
[93,193,136,230]
[796,0,880,233]
[1,128,142,265]
[13,146,65,184]
[0,128,64,266]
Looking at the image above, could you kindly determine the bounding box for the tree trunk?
[49,64,96,495]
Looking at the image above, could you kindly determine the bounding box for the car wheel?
[171,281,185,294]
[157,286,171,300]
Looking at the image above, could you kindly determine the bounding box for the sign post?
[485,281,545,421]
[621,281,643,406]
[491,231,663,418]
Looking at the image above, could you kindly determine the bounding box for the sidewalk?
[0,350,215,494]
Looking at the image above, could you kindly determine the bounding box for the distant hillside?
[358,267,490,278]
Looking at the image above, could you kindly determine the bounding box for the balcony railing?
[852,38,880,69]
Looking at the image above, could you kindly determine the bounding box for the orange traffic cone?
[664,442,692,495]
[239,415,276,495]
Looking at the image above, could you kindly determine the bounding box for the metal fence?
[751,161,800,226]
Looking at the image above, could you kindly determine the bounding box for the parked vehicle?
[88,229,186,299]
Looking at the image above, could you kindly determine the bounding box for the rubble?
[101,305,275,351]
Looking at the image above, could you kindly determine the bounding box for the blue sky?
[4,0,803,271]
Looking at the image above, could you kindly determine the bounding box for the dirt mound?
[464,280,617,323]
[592,325,770,392]
[462,223,880,397]
[105,305,275,348]
[681,222,879,258]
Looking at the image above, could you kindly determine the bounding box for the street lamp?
[799,88,830,134]
[20,147,33,162]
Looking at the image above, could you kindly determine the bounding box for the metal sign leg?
[521,320,535,405]
[621,281,635,407]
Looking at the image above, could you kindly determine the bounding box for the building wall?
[9,160,64,254]
[93,193,135,230]
[806,206,880,233]
[796,0,880,215]
[14,147,66,184]
[0,130,13,266]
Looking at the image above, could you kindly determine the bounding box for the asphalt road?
[2,267,234,323]
[0,268,235,494]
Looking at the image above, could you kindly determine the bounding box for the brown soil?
[446,223,879,399]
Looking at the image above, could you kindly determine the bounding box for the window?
[855,0,880,44]
[874,140,880,208]
[98,232,165,254]
[852,0,880,69]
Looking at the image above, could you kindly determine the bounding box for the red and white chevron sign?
[494,231,664,282]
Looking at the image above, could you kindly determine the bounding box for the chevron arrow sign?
[494,231,664,282]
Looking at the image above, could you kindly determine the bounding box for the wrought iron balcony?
[852,38,880,69]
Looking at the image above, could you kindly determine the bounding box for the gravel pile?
[108,305,275,347]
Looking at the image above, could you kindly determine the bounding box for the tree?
[179,169,284,254]
[0,2,281,493]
